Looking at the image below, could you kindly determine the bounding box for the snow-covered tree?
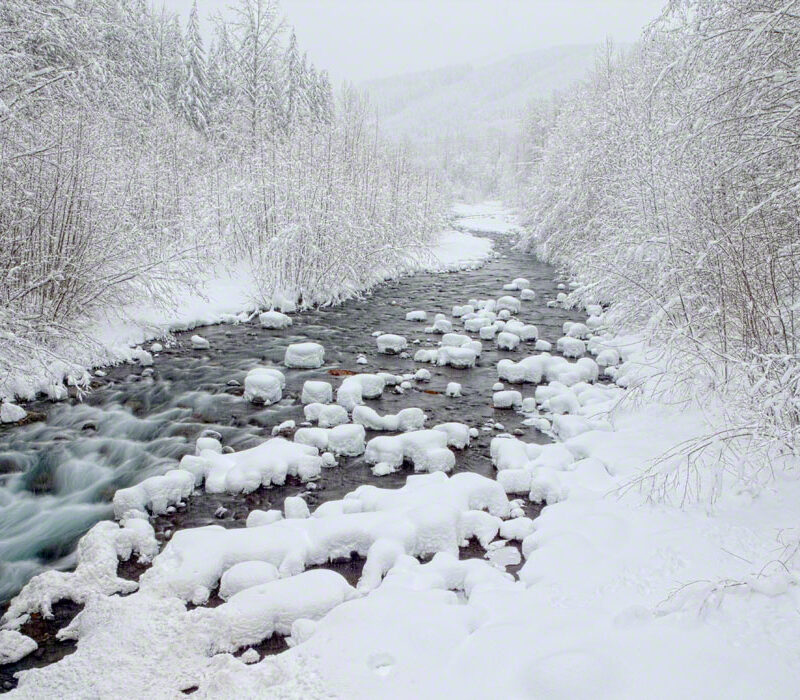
[181,0,209,133]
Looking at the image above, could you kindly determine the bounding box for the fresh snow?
[5,203,799,699]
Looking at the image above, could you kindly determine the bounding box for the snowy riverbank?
[0,219,494,407]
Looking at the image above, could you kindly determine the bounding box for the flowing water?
[0,229,583,605]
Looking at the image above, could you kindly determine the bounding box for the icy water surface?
[0,231,583,606]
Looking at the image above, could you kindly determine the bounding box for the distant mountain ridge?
[362,44,603,142]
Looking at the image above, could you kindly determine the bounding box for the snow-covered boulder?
[219,561,279,600]
[243,368,283,404]
[352,406,426,432]
[0,402,26,424]
[440,333,471,348]
[432,422,471,449]
[191,335,210,349]
[429,318,453,334]
[259,311,292,329]
[364,429,454,473]
[464,317,492,332]
[284,496,310,519]
[192,570,357,653]
[497,332,520,351]
[503,320,538,341]
[493,391,523,409]
[496,296,521,313]
[556,336,585,358]
[113,469,195,519]
[479,324,499,340]
[437,347,477,368]
[246,510,283,528]
[405,310,427,322]
[0,630,37,664]
[304,403,349,428]
[376,334,408,354]
[284,342,325,368]
[596,348,620,367]
[328,424,366,456]
[497,356,544,384]
[446,382,462,397]
[301,381,333,405]
[565,322,590,339]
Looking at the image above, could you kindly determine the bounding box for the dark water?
[0,233,583,605]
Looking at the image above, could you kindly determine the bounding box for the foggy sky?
[161,0,666,82]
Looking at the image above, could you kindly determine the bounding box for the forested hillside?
[363,45,598,197]
[517,0,800,487]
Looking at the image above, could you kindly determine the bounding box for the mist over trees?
[0,0,444,394]
[516,0,800,487]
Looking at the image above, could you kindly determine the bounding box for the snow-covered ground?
[4,204,798,698]
[451,200,522,235]
[426,229,494,271]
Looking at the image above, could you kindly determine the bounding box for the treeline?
[0,0,445,394]
[517,1,799,461]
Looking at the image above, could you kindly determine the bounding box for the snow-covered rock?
[464,317,492,332]
[246,510,283,528]
[497,356,544,384]
[243,368,283,404]
[493,391,523,409]
[219,561,280,600]
[503,320,538,341]
[376,334,408,354]
[284,342,325,369]
[328,424,366,456]
[452,304,475,318]
[284,496,311,519]
[259,311,292,329]
[304,403,349,428]
[557,336,585,358]
[186,438,322,494]
[0,630,37,664]
[352,406,426,432]
[405,310,427,322]
[113,469,195,519]
[301,381,333,405]
[565,322,590,339]
[191,335,210,349]
[437,346,478,368]
[496,296,521,313]
[295,424,366,456]
[365,430,454,473]
[195,570,358,654]
[432,422,471,449]
[446,382,462,397]
[479,324,499,340]
[0,402,26,424]
[440,333,471,347]
[497,332,520,351]
[596,348,621,367]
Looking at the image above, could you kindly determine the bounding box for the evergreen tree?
[181,0,210,133]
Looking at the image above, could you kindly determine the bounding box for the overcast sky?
[162,0,665,83]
